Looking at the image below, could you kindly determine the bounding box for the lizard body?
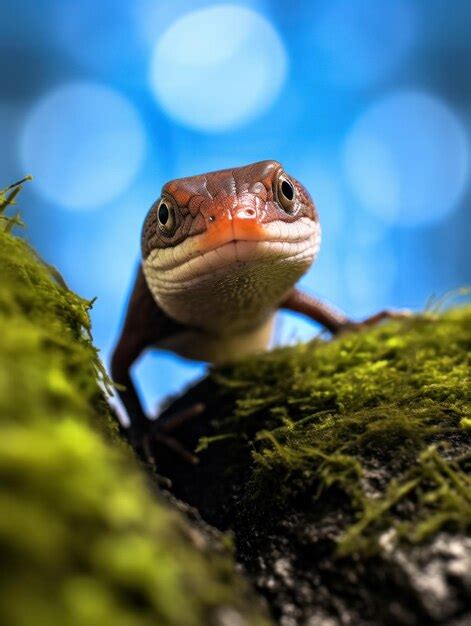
[112,160,402,456]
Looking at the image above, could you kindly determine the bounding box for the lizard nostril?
[237,207,256,219]
[208,215,216,223]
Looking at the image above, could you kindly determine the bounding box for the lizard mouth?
[144,217,321,289]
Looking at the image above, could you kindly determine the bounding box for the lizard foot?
[340,309,412,333]
[141,430,199,466]
[126,402,206,466]
[157,402,206,434]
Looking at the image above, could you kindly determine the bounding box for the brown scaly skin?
[112,160,406,462]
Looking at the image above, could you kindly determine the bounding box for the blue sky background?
[1,0,470,416]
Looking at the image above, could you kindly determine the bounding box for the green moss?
[0,186,271,626]
[206,304,471,556]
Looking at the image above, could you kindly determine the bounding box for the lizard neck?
[143,253,312,336]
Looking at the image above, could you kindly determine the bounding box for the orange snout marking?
[200,194,266,250]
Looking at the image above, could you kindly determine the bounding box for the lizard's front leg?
[281,288,410,334]
[111,267,204,464]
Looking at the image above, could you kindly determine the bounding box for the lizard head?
[141,160,321,329]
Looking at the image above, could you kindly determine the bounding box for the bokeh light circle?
[315,0,416,87]
[19,82,146,210]
[149,4,287,132]
[343,91,469,226]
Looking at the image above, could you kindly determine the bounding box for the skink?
[112,160,402,460]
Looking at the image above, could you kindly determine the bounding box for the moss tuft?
[0,187,271,626]
[205,306,471,556]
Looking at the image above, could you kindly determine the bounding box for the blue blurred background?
[2,0,470,416]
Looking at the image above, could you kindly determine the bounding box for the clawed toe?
[361,308,412,326]
[134,431,199,465]
[126,401,206,465]
[339,309,413,334]
[153,430,199,464]
[157,402,206,433]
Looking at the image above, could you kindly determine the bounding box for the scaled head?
[141,161,321,331]
[142,160,318,257]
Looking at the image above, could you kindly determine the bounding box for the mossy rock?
[0,189,272,626]
[152,302,471,625]
[2,181,469,626]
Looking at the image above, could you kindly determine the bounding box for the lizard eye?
[157,198,177,236]
[277,174,296,213]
